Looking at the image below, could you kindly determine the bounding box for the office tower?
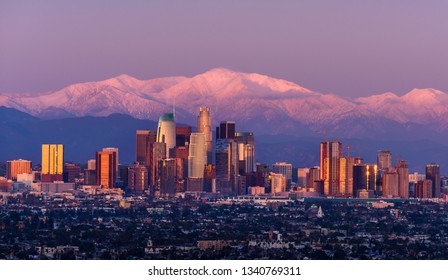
[255,163,271,191]
[102,147,119,174]
[203,164,216,193]
[197,107,213,164]
[136,130,156,165]
[188,133,206,179]
[84,169,96,185]
[306,167,320,189]
[383,170,399,197]
[396,160,409,198]
[95,150,117,188]
[377,150,392,170]
[366,164,378,193]
[353,163,377,197]
[339,156,354,195]
[6,159,32,181]
[353,163,367,197]
[216,121,235,140]
[170,146,189,181]
[215,121,238,195]
[119,164,129,187]
[320,141,342,196]
[63,163,81,183]
[87,159,96,170]
[235,132,255,175]
[416,179,433,199]
[270,172,286,194]
[157,113,176,158]
[272,162,293,188]
[215,138,238,195]
[149,142,166,189]
[41,144,64,182]
[297,168,310,186]
[426,163,441,198]
[176,126,192,147]
[128,163,148,194]
[159,159,175,196]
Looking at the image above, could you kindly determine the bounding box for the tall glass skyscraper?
[197,107,212,164]
[157,113,176,158]
[188,133,206,178]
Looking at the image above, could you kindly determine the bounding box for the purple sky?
[1,0,447,98]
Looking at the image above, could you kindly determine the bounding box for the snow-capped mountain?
[1,68,448,137]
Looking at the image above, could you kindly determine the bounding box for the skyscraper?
[396,160,409,198]
[353,163,367,196]
[95,150,117,188]
[216,121,235,140]
[128,163,148,194]
[149,142,166,189]
[383,170,399,197]
[157,113,176,158]
[176,126,192,147]
[320,141,342,196]
[6,159,31,181]
[215,121,239,195]
[188,133,206,179]
[41,144,64,182]
[416,179,433,199]
[159,159,175,196]
[136,130,156,165]
[297,168,310,186]
[102,147,119,174]
[426,163,441,198]
[272,162,293,188]
[197,107,213,165]
[377,150,392,170]
[235,132,255,174]
[215,138,238,195]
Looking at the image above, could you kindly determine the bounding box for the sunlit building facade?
[197,107,213,165]
[6,159,32,181]
[41,144,64,182]
[157,113,176,158]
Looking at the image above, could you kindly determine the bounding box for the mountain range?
[2,68,448,139]
[1,68,448,171]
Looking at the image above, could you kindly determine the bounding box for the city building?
[128,163,148,194]
[157,113,176,158]
[216,121,235,140]
[41,144,64,182]
[270,172,286,194]
[215,138,238,195]
[272,162,292,188]
[6,159,32,181]
[95,150,117,188]
[87,159,96,170]
[136,130,156,165]
[197,107,213,165]
[320,141,342,196]
[175,126,192,147]
[149,142,166,189]
[188,133,206,179]
[415,179,433,199]
[297,168,310,187]
[159,159,175,196]
[383,170,399,198]
[377,150,392,171]
[426,163,440,198]
[63,163,81,183]
[396,160,409,198]
[235,132,255,175]
[102,147,119,173]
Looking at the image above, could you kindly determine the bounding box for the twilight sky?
[1,0,447,98]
